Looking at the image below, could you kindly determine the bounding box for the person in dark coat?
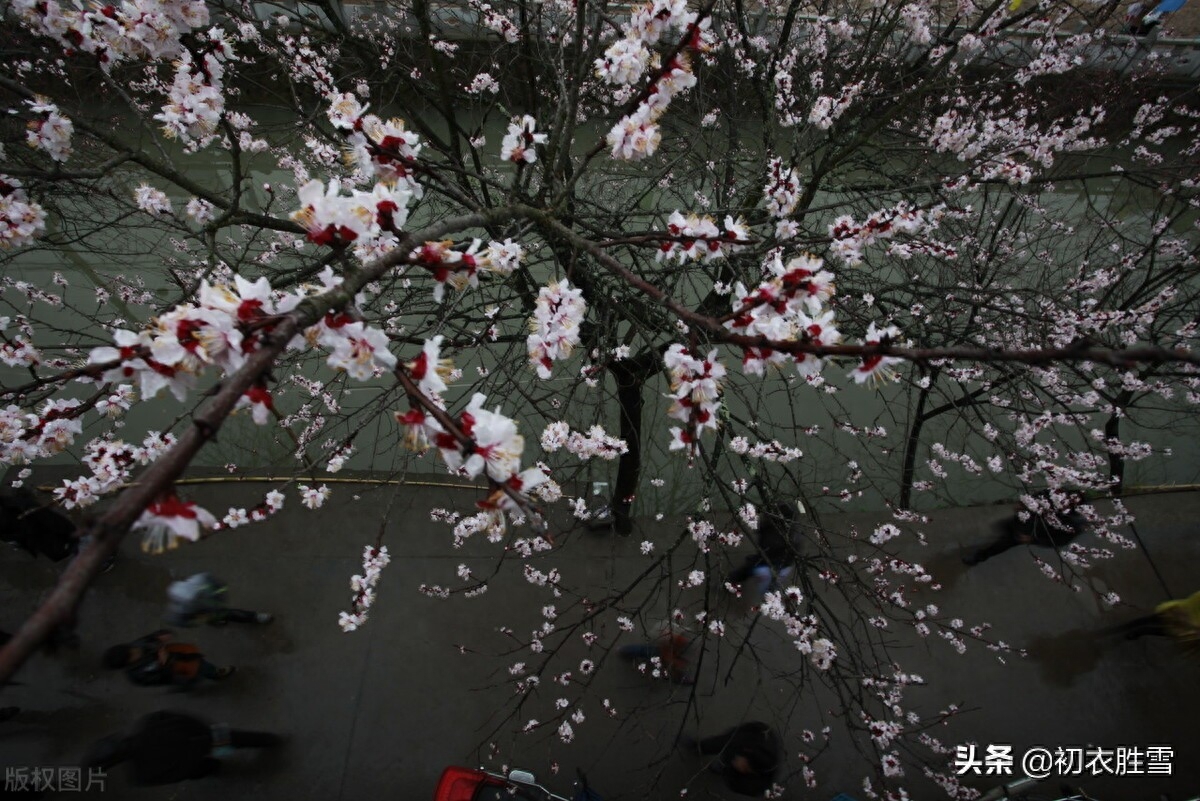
[963,490,1089,566]
[1,489,75,562]
[683,721,781,796]
[85,711,282,786]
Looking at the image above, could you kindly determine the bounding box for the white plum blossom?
[185,197,215,225]
[25,97,73,162]
[132,495,217,553]
[527,279,586,379]
[849,322,904,386]
[483,239,524,275]
[407,335,453,397]
[726,252,840,377]
[657,211,748,263]
[299,483,332,509]
[664,344,725,454]
[500,115,547,164]
[540,421,571,452]
[339,545,390,631]
[764,157,801,218]
[0,176,46,248]
[134,184,173,216]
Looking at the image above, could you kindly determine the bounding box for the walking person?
[962,490,1088,566]
[681,721,781,796]
[1121,590,1200,649]
[728,501,803,598]
[165,573,273,626]
[85,710,283,786]
[103,630,235,689]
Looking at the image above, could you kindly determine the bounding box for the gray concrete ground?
[2,469,1200,800]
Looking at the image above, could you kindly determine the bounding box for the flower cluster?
[601,0,710,160]
[566,426,628,461]
[827,202,930,267]
[409,238,522,302]
[764,157,801,219]
[656,211,748,263]
[0,176,47,249]
[759,591,837,670]
[216,488,286,530]
[1,399,84,465]
[664,345,725,454]
[132,494,218,553]
[134,185,173,216]
[327,94,424,195]
[606,57,696,160]
[51,432,175,509]
[12,0,208,69]
[398,393,547,526]
[726,252,840,377]
[25,97,73,162]
[299,483,332,509]
[87,276,275,404]
[339,545,391,631]
[542,422,628,460]
[292,179,413,249]
[808,81,864,131]
[527,279,586,379]
[306,310,397,381]
[469,0,519,43]
[155,29,234,147]
[500,116,547,165]
[0,315,41,369]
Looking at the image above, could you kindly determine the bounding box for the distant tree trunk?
[1105,390,1135,496]
[608,352,659,535]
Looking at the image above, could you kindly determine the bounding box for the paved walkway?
[2,469,1199,799]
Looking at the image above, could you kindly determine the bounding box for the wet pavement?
[2,467,1199,800]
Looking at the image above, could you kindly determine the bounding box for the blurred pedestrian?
[85,710,282,786]
[963,490,1088,566]
[1122,590,1200,649]
[681,721,781,796]
[165,573,273,626]
[618,629,693,685]
[103,630,235,689]
[728,501,803,596]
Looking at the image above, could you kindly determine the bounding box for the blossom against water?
[501,115,547,165]
[664,344,725,453]
[134,184,172,216]
[0,176,46,249]
[527,279,586,379]
[850,322,904,386]
[25,97,73,162]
